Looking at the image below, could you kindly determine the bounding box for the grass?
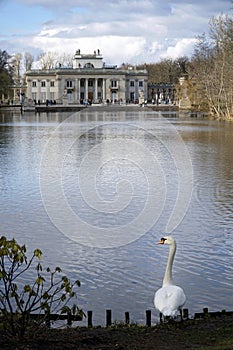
[0,315,233,349]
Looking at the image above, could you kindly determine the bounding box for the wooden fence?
[26,308,233,328]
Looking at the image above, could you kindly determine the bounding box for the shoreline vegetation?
[1,314,233,349]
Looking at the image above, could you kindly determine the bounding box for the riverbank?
[1,315,233,349]
[0,102,179,113]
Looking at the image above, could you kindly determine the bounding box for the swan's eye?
[161,237,167,243]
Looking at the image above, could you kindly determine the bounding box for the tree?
[0,50,12,74]
[0,236,84,340]
[190,15,233,118]
[11,53,22,85]
[0,50,13,100]
[36,51,73,70]
[0,70,12,100]
[24,52,34,72]
[37,51,58,69]
[58,52,73,68]
[137,57,190,84]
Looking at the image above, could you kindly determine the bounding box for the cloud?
[161,38,198,60]
[0,0,231,65]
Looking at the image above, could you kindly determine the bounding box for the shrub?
[0,236,84,339]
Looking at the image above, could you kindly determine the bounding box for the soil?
[1,315,233,350]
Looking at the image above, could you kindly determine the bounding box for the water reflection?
[0,110,232,325]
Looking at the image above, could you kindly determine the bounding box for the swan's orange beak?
[157,237,166,244]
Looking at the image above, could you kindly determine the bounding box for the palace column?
[94,78,98,102]
[37,79,41,103]
[46,79,50,101]
[135,79,139,100]
[102,78,106,102]
[56,78,63,102]
[26,79,32,100]
[75,78,80,103]
[85,78,88,101]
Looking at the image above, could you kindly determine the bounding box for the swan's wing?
[154,285,186,317]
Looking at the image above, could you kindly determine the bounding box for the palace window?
[41,92,46,102]
[32,81,36,87]
[41,81,46,87]
[32,92,37,100]
[111,80,117,88]
[50,81,55,87]
[130,81,135,87]
[66,80,72,88]
[139,81,143,87]
[84,63,94,69]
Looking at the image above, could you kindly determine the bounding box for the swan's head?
[157,236,175,245]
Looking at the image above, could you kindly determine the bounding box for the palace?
[25,49,148,105]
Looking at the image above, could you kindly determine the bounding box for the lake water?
[0,108,232,325]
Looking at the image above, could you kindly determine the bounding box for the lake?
[0,108,232,325]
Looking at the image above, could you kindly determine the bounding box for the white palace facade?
[25,50,148,105]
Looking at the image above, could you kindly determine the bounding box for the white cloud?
[0,0,231,65]
[162,38,198,60]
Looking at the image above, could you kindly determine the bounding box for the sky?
[0,0,232,66]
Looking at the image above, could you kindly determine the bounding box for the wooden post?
[125,311,130,325]
[45,310,51,328]
[146,310,151,327]
[159,312,163,323]
[203,308,209,318]
[87,310,93,327]
[183,308,189,319]
[106,309,112,327]
[67,312,72,326]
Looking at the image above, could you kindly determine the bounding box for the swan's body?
[154,236,186,317]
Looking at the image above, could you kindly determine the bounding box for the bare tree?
[24,52,34,72]
[138,58,185,84]
[190,14,233,118]
[11,53,22,85]
[58,52,73,67]
[37,51,58,69]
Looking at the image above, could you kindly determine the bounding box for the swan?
[154,236,186,318]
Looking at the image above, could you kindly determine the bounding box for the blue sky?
[0,0,232,65]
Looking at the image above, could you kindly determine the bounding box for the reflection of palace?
[26,50,148,105]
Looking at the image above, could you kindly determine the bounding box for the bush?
[0,236,84,339]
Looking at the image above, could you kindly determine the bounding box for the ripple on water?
[0,112,233,325]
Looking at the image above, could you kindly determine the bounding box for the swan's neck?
[162,241,176,286]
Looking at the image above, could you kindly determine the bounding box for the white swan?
[154,236,186,318]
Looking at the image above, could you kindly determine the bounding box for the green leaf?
[75,280,81,287]
[61,294,66,301]
[61,306,70,314]
[36,262,43,271]
[42,292,50,299]
[34,249,42,259]
[24,285,32,293]
[36,276,45,285]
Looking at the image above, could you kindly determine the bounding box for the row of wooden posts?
[30,308,233,328]
[86,308,233,328]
